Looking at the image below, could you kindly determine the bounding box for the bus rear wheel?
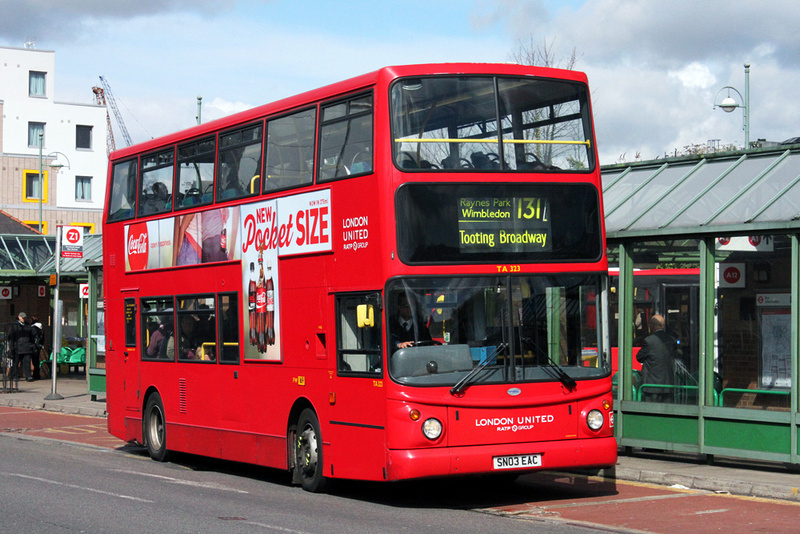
[293,409,327,493]
[144,392,169,462]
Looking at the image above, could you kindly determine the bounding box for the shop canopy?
[0,234,54,277]
[0,233,102,279]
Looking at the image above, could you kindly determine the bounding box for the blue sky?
[2,0,800,164]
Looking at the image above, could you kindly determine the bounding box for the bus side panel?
[326,376,388,481]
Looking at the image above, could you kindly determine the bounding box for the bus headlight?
[586,409,604,431]
[422,418,443,440]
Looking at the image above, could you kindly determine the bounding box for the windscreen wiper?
[545,356,577,391]
[450,343,507,396]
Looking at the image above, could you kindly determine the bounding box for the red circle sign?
[748,236,761,247]
[127,223,150,271]
[723,266,741,284]
[1,288,9,298]
[718,237,731,245]
[66,228,81,244]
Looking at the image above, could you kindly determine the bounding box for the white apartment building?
[0,44,107,234]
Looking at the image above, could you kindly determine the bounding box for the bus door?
[327,292,387,480]
[121,297,141,422]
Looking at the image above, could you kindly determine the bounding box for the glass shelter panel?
[610,240,701,404]
[714,234,792,411]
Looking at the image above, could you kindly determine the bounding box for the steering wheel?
[414,339,442,346]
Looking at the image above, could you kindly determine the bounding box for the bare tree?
[509,37,586,168]
[510,36,580,70]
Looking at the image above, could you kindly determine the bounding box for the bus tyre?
[144,392,169,462]
[294,409,327,493]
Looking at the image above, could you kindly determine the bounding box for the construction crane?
[91,85,116,154]
[92,76,133,154]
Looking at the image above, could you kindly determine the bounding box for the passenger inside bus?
[141,182,171,215]
[146,316,172,359]
[170,315,198,360]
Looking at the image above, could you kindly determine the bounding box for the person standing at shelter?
[8,312,35,382]
[30,315,44,381]
[636,314,678,402]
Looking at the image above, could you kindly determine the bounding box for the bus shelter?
[603,143,800,464]
[35,234,104,398]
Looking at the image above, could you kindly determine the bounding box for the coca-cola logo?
[127,223,149,271]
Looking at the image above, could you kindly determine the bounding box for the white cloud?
[668,63,716,91]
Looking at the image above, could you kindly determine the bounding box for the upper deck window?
[218,124,263,202]
[107,159,138,222]
[264,108,316,193]
[176,136,216,209]
[391,76,594,172]
[318,93,373,181]
[138,149,175,217]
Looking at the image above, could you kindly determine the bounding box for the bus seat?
[221,188,240,200]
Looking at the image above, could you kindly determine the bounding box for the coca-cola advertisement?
[123,189,330,363]
[125,219,175,271]
[124,208,240,271]
[240,199,280,361]
[239,189,332,362]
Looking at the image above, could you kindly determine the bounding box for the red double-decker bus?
[103,63,616,492]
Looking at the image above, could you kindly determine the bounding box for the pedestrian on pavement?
[8,312,36,383]
[30,315,44,381]
[636,314,678,403]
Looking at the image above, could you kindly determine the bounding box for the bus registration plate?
[492,453,542,470]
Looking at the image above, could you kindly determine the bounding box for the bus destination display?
[459,197,552,253]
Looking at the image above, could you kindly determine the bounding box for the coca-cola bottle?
[266,260,275,345]
[248,262,257,346]
[256,249,267,353]
[220,208,228,256]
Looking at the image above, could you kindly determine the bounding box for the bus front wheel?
[144,392,169,462]
[293,409,327,493]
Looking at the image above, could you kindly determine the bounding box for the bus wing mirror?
[357,304,374,328]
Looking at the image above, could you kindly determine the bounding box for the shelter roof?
[602,144,800,240]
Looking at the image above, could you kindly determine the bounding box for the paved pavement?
[2,374,799,502]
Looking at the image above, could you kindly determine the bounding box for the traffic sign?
[62,226,84,258]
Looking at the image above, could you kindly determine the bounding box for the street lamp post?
[38,132,43,232]
[36,150,71,234]
[713,63,751,148]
